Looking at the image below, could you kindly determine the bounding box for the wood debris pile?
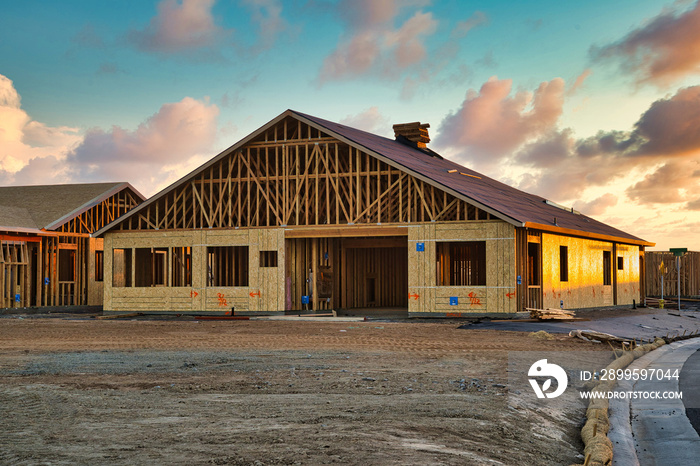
[527,307,575,320]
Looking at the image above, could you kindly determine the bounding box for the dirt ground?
[0,314,611,465]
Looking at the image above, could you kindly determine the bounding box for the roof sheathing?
[291,111,651,246]
[0,182,144,232]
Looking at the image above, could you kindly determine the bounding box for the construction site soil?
[0,314,616,465]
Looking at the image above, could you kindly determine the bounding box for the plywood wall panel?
[408,220,516,315]
[541,233,640,309]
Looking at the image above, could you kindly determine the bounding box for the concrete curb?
[573,338,666,466]
[574,335,700,466]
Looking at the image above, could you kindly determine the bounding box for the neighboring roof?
[0,182,144,233]
[98,110,653,246]
[0,205,39,230]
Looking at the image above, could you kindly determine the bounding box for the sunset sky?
[1,0,699,250]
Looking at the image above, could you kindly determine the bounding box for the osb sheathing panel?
[87,237,104,306]
[408,221,516,314]
[105,228,286,313]
[541,234,640,309]
[205,287,250,313]
[248,228,285,313]
[103,234,113,311]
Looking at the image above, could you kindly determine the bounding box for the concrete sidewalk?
[609,338,700,466]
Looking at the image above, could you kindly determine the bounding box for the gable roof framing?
[96,110,653,247]
[46,182,145,231]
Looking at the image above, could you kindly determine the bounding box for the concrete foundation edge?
[408,312,517,318]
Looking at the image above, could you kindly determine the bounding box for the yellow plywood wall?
[541,234,640,309]
[408,221,516,315]
[616,244,641,304]
[105,228,286,313]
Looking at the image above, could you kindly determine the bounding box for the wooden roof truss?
[118,116,493,232]
[57,188,142,234]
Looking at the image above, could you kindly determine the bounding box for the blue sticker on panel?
[449,297,459,306]
[44,277,50,285]
[15,294,20,303]
[416,242,425,252]
[301,296,310,304]
[517,275,522,285]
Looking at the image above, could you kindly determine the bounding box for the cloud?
[127,0,231,55]
[0,74,81,175]
[434,76,565,166]
[511,85,700,203]
[572,193,618,216]
[339,107,391,135]
[0,73,220,196]
[386,11,438,68]
[318,1,438,83]
[626,159,700,205]
[435,76,700,213]
[67,96,219,192]
[242,0,288,52]
[451,11,488,39]
[337,0,403,28]
[591,1,700,86]
[72,24,106,48]
[567,69,592,95]
[631,85,700,156]
[10,156,69,186]
[97,63,125,75]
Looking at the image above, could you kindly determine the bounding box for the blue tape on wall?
[301,296,310,304]
[416,242,425,252]
[15,294,20,303]
[450,297,458,306]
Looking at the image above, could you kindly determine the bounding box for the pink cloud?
[60,96,219,196]
[339,107,391,135]
[128,0,231,54]
[387,11,438,68]
[631,85,700,156]
[0,74,81,175]
[591,2,700,87]
[434,76,565,164]
[572,193,618,216]
[626,159,700,205]
[434,76,700,213]
[319,32,382,81]
[567,69,592,95]
[318,2,438,83]
[242,0,288,52]
[69,97,218,167]
[451,11,488,39]
[509,85,700,204]
[1,84,219,196]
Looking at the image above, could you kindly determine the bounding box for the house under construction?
[96,110,654,317]
[0,183,143,310]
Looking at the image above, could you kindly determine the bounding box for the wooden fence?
[645,251,700,298]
